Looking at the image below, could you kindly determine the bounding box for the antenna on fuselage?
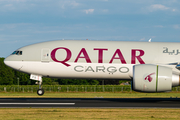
[148,38,151,42]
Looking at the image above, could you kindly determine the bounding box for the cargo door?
[41,48,50,62]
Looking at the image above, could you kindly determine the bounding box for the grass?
[0,108,179,120]
[0,91,179,98]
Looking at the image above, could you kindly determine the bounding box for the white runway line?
[0,103,75,105]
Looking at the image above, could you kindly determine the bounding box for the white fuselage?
[4,40,180,80]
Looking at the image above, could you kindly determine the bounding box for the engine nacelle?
[132,64,180,92]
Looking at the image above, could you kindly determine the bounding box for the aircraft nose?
[4,57,23,70]
[4,58,8,66]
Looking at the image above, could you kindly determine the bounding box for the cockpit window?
[19,51,22,55]
[12,51,17,54]
[11,51,23,55]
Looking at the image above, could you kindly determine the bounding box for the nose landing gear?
[37,80,44,96]
[30,74,44,96]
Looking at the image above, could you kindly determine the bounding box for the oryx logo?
[144,72,155,82]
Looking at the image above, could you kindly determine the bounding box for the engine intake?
[132,64,180,92]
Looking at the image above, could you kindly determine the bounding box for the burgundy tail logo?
[144,72,155,82]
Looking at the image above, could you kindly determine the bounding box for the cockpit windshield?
[11,51,22,55]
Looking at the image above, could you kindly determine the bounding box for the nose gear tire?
[37,89,44,96]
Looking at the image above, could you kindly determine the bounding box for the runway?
[0,98,180,108]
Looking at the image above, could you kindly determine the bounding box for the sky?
[0,0,180,57]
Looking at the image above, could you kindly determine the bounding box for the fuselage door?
[41,48,50,62]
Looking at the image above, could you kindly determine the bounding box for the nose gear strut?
[30,74,44,96]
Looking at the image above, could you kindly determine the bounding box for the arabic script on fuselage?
[163,47,180,55]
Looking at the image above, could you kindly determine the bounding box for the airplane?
[4,40,180,95]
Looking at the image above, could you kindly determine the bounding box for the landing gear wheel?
[37,89,44,96]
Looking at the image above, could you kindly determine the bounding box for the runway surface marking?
[0,103,75,105]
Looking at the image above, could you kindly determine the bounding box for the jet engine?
[132,64,180,92]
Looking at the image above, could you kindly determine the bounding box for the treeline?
[0,58,128,85]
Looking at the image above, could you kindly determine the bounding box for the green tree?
[58,79,99,85]
[43,77,59,85]
[0,58,15,85]
[14,70,31,85]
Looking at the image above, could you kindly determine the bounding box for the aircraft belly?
[20,61,133,79]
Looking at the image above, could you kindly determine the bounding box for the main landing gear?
[30,74,44,96]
